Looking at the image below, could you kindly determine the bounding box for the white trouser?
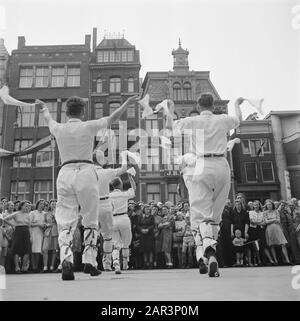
[98,200,113,269]
[183,157,231,260]
[112,214,132,268]
[56,163,99,266]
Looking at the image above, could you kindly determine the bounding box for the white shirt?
[109,188,135,214]
[42,108,108,164]
[174,111,240,155]
[95,166,123,198]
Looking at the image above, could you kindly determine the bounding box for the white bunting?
[138,94,154,119]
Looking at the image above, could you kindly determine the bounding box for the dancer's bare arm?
[234,97,244,123]
[106,95,140,127]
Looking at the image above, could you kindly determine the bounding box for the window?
[245,162,257,182]
[36,145,53,167]
[51,67,65,87]
[109,51,115,62]
[17,105,35,127]
[35,66,49,87]
[95,102,104,119]
[19,67,33,88]
[96,78,103,93]
[121,51,127,62]
[242,139,271,156]
[146,184,160,203]
[39,102,57,126]
[261,161,275,182]
[183,82,192,100]
[13,140,33,168]
[115,51,121,62]
[104,51,109,62]
[127,51,133,61]
[146,146,159,171]
[127,104,135,118]
[128,78,134,93]
[173,83,181,101]
[97,51,104,63]
[110,77,121,93]
[67,66,80,87]
[33,181,53,203]
[168,183,179,204]
[11,181,30,201]
[145,114,159,136]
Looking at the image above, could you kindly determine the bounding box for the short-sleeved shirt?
[174,111,240,155]
[109,188,135,215]
[46,115,107,164]
[95,166,120,198]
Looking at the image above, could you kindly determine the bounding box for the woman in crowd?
[30,199,46,272]
[263,199,290,265]
[172,211,185,268]
[181,214,194,268]
[42,199,58,272]
[153,205,163,269]
[158,205,174,268]
[4,201,32,273]
[137,204,155,268]
[219,199,234,267]
[293,202,300,249]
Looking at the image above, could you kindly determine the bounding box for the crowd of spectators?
[0,193,300,274]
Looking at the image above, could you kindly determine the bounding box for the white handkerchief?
[160,136,172,149]
[245,98,264,115]
[127,167,136,177]
[126,151,142,168]
[227,138,241,152]
[138,94,154,119]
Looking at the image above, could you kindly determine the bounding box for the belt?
[61,160,93,168]
[99,196,109,201]
[203,154,225,158]
[113,212,127,217]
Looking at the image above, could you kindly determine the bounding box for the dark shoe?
[208,255,220,278]
[198,259,208,274]
[15,270,22,274]
[61,261,75,281]
[83,264,91,274]
[85,264,102,277]
[115,270,122,275]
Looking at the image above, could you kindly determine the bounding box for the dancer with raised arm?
[36,95,139,280]
[167,94,243,277]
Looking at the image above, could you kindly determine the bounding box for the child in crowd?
[232,229,246,266]
[182,214,195,268]
[172,212,186,268]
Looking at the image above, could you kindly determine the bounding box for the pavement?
[1,266,300,301]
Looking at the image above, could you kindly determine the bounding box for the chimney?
[18,36,26,49]
[92,27,97,51]
[85,34,91,50]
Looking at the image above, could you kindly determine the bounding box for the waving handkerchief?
[244,98,264,115]
[227,138,241,152]
[160,136,172,150]
[127,167,136,177]
[138,94,154,119]
[126,151,142,168]
[0,85,36,107]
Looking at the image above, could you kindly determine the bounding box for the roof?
[264,110,300,119]
[96,38,134,49]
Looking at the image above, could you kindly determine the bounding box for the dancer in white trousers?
[109,174,136,274]
[36,95,138,280]
[168,94,243,277]
[91,150,128,272]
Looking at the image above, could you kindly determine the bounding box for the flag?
[138,94,154,119]
[256,140,265,156]
[0,86,36,107]
[227,138,241,152]
[245,98,264,115]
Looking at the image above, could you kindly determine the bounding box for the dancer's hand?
[35,99,46,110]
[236,97,244,105]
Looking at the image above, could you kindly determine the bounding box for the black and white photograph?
[0,0,300,305]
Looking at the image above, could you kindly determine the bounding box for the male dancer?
[109,173,136,274]
[167,94,243,277]
[36,95,138,280]
[90,149,128,272]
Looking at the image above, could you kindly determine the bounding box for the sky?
[0,0,299,117]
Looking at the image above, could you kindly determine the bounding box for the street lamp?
[13,106,23,200]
